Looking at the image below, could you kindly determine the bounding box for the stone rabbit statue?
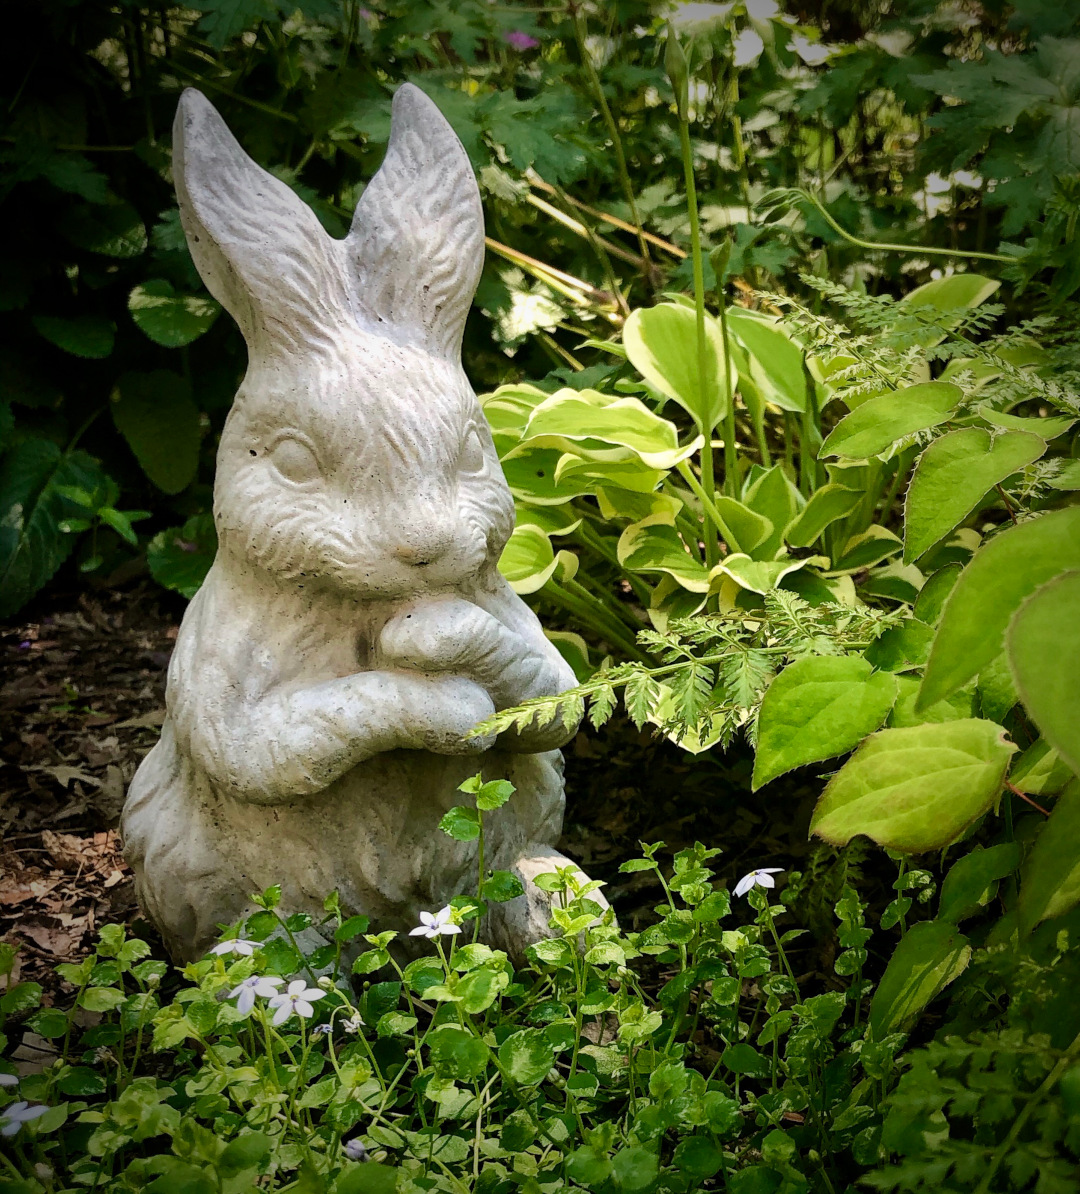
[122,84,595,961]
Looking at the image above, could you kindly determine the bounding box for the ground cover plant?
[3,1,1080,1191]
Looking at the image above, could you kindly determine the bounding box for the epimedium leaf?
[888,675,975,728]
[810,719,1017,853]
[918,507,1080,710]
[752,656,898,790]
[1006,571,1080,775]
[938,842,1021,925]
[913,563,963,626]
[819,381,962,460]
[1019,782,1080,933]
[868,919,972,1039]
[903,428,1046,563]
[128,279,221,348]
[1011,739,1076,797]
[111,371,202,495]
[623,302,731,432]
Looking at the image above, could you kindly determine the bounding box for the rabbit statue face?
[214,348,514,599]
[121,84,602,964]
[173,84,515,599]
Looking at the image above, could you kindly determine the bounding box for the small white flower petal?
[440,923,462,936]
[758,873,776,889]
[1,1120,20,1137]
[420,911,437,927]
[286,979,306,996]
[304,989,326,1002]
[236,988,255,1015]
[271,1002,292,1026]
[0,1074,17,1087]
[408,926,428,936]
[760,868,784,875]
[434,906,453,925]
[19,1104,48,1124]
[295,1000,314,1019]
[734,873,755,897]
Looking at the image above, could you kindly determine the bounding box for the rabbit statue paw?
[120,83,605,963]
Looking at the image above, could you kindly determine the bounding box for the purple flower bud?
[504,30,540,51]
[344,1138,369,1162]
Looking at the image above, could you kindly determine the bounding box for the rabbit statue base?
[121,85,601,962]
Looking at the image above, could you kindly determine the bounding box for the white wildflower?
[1,1101,49,1137]
[734,867,784,897]
[267,980,326,1026]
[409,906,461,939]
[229,974,284,1015]
[209,937,256,958]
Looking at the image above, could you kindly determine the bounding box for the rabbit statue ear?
[346,84,485,360]
[172,88,350,358]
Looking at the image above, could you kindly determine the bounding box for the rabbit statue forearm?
[121,84,607,963]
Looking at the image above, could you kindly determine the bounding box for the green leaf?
[623,302,731,431]
[810,720,1016,853]
[218,1132,272,1176]
[903,428,1046,562]
[147,512,217,599]
[976,404,1076,439]
[58,1065,107,1096]
[112,372,201,495]
[784,483,862,548]
[523,389,699,469]
[65,199,147,258]
[334,1162,398,1194]
[0,440,106,618]
[712,495,773,556]
[721,1042,769,1077]
[129,280,221,348]
[499,524,576,595]
[753,657,898,790]
[498,1028,554,1085]
[438,805,480,842]
[820,382,962,460]
[1006,571,1080,775]
[913,563,962,626]
[919,507,1080,709]
[476,779,515,811]
[0,982,42,1015]
[938,842,1022,924]
[742,465,802,560]
[869,920,971,1039]
[79,986,126,1013]
[481,870,525,902]
[611,1146,659,1192]
[901,273,1001,319]
[32,314,114,359]
[618,516,710,591]
[1011,739,1075,797]
[1019,782,1080,932]
[832,526,903,572]
[726,306,807,413]
[566,1147,612,1187]
[673,1136,724,1180]
[429,1027,489,1081]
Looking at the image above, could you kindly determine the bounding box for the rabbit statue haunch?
[121,84,597,962]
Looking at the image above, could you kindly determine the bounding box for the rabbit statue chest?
[120,85,594,961]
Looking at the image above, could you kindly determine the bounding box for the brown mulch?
[1,584,180,999]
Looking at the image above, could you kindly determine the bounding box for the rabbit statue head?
[121,84,599,964]
[175,84,514,600]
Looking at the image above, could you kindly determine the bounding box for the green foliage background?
[2,0,1079,614]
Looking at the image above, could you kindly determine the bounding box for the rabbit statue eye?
[267,435,321,485]
[459,425,486,476]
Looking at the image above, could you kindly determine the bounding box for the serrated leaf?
[868,920,971,1039]
[129,280,221,348]
[753,656,898,789]
[904,428,1046,562]
[938,842,1021,924]
[919,507,1080,709]
[820,382,961,460]
[65,200,147,258]
[0,440,106,618]
[810,719,1016,853]
[1006,570,1080,774]
[112,371,201,495]
[1019,782,1080,932]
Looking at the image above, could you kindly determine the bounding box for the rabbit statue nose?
[393,530,454,567]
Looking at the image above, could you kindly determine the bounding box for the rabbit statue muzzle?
[121,84,603,961]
